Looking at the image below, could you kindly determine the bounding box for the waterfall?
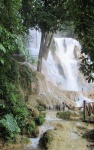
[27,29,92,93]
[44,37,80,91]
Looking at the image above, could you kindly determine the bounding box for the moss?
[19,64,38,95]
[31,109,40,118]
[38,105,46,111]
[39,130,54,149]
[32,126,39,137]
[57,111,71,120]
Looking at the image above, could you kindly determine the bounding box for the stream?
[13,111,94,150]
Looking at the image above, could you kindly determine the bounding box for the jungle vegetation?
[0,0,94,141]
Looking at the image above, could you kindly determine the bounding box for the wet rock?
[82,129,94,140]
[76,122,87,130]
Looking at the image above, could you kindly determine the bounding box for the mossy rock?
[38,105,46,111]
[31,109,40,118]
[32,126,39,137]
[39,129,54,149]
[57,111,71,120]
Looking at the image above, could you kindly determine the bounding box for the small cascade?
[26,114,57,150]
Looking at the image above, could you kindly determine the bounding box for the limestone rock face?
[19,64,93,109]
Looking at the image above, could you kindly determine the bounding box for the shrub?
[34,114,45,125]
[27,120,36,135]
[57,111,71,120]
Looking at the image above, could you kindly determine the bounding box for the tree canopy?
[22,0,70,72]
[69,0,94,82]
[0,0,24,66]
[22,0,68,32]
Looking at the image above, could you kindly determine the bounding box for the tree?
[0,0,24,66]
[69,0,94,82]
[22,0,69,72]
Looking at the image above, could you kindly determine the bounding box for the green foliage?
[22,0,70,33]
[0,26,25,66]
[69,0,94,82]
[0,0,23,33]
[0,0,47,142]
[19,65,33,91]
[0,0,25,66]
[0,114,20,140]
[57,111,71,120]
[34,114,45,125]
[21,0,71,72]
[38,105,46,111]
[27,121,36,135]
[0,60,30,140]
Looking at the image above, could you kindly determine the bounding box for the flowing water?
[27,29,92,107]
[28,29,92,92]
[43,38,81,91]
[14,111,93,150]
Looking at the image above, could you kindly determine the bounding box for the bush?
[57,111,71,120]
[27,120,36,135]
[34,114,45,125]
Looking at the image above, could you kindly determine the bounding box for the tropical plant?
[0,114,20,140]
[34,114,45,125]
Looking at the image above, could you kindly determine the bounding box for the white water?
[27,29,92,107]
[27,114,61,149]
[28,29,91,91]
[53,38,80,91]
[76,94,92,107]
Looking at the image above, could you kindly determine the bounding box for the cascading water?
[52,38,80,91]
[28,29,91,92]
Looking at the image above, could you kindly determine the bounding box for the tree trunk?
[37,31,54,72]
[43,32,54,60]
[37,31,45,72]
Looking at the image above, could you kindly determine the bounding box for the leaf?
[0,114,20,134]
[0,58,4,64]
[0,44,6,53]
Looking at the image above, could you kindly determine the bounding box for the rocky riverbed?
[38,112,90,150]
[25,111,94,150]
[1,111,94,150]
